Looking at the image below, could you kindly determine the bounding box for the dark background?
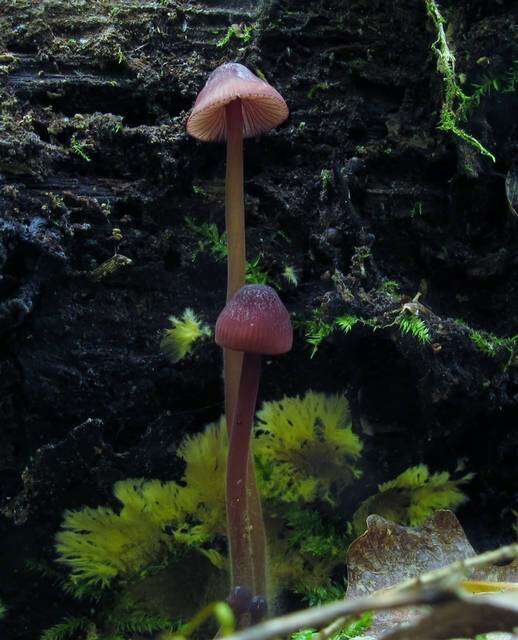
[0,1,516,637]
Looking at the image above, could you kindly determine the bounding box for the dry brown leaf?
[346,511,475,598]
[346,510,518,638]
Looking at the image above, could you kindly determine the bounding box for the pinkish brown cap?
[186,63,288,142]
[215,284,293,355]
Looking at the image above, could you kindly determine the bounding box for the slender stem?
[227,353,261,594]
[223,99,267,603]
[224,97,246,432]
[247,461,267,597]
[225,98,246,302]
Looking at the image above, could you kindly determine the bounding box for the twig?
[223,543,518,640]
[394,543,518,593]
[223,588,455,640]
[315,614,348,640]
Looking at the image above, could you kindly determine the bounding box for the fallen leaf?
[346,511,518,638]
[347,511,475,598]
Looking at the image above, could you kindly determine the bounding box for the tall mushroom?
[187,64,288,608]
[216,284,292,614]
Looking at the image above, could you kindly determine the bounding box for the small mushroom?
[216,284,292,612]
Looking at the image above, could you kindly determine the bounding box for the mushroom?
[216,284,292,614]
[187,65,288,615]
[186,62,289,430]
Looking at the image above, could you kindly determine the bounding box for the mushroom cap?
[215,284,293,355]
[186,63,288,142]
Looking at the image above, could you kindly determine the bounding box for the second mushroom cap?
[215,284,293,355]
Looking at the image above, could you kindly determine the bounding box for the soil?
[0,1,516,638]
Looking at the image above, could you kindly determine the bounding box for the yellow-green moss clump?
[55,392,472,610]
[57,420,229,594]
[160,309,211,363]
[56,480,189,590]
[254,391,362,503]
[176,417,228,544]
[351,464,473,536]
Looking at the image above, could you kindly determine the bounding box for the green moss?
[470,329,517,364]
[291,612,373,640]
[336,315,360,334]
[411,202,423,217]
[255,391,362,503]
[397,312,430,344]
[291,630,316,640]
[307,82,331,99]
[42,603,180,640]
[351,464,473,536]
[320,168,334,199]
[160,309,211,364]
[56,479,191,591]
[162,601,234,640]
[282,265,299,287]
[41,617,90,640]
[55,393,362,596]
[54,396,473,618]
[454,318,517,368]
[176,417,228,543]
[245,255,270,285]
[185,217,269,284]
[185,217,227,263]
[380,280,401,296]
[304,309,335,357]
[216,23,256,48]
[70,135,92,162]
[334,612,374,639]
[424,0,496,161]
[90,255,133,283]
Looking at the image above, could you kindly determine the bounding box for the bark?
[0,1,516,637]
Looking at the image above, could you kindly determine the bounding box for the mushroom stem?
[246,452,268,598]
[225,98,246,301]
[223,100,268,609]
[224,98,246,435]
[226,352,266,599]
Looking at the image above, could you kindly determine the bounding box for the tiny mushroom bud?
[249,595,268,624]
[216,284,292,607]
[227,585,253,617]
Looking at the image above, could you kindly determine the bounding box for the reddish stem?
[226,352,265,597]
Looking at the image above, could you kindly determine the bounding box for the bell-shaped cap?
[215,285,292,355]
[186,63,288,142]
